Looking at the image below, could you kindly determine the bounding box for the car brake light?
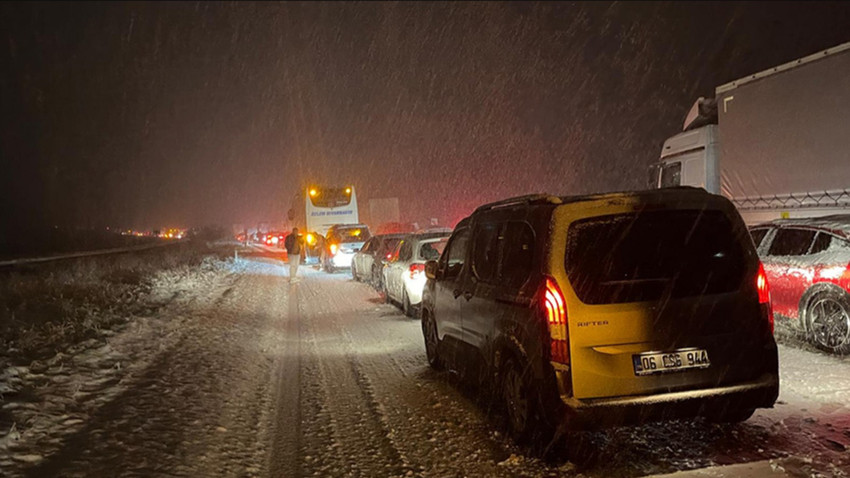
[541,277,569,364]
[409,263,425,279]
[757,262,774,334]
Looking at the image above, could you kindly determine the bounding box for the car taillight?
[541,277,569,364]
[409,263,425,279]
[757,262,774,334]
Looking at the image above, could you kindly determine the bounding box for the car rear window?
[566,210,747,304]
[380,237,402,255]
[749,228,769,249]
[333,227,371,243]
[767,228,816,256]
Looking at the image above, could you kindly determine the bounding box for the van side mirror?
[425,260,439,280]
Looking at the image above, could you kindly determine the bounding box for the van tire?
[806,289,850,355]
[501,356,539,444]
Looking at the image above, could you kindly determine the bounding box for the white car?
[382,233,449,316]
[322,224,371,273]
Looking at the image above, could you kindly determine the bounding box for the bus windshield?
[309,188,352,208]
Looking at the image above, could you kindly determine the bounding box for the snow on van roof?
[473,187,720,215]
[558,186,715,205]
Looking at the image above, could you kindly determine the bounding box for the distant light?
[345,187,352,194]
[330,244,338,255]
[309,188,318,197]
[306,233,316,245]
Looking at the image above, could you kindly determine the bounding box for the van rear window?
[566,210,746,304]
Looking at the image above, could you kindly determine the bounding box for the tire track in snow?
[324,276,530,478]
[267,265,339,478]
[268,278,304,477]
[296,276,409,477]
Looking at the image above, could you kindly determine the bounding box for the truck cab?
[657,121,719,193]
[653,42,850,225]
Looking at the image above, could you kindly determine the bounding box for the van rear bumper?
[560,374,779,429]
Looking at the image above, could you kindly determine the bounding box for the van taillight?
[757,262,774,334]
[542,277,569,364]
[544,278,566,325]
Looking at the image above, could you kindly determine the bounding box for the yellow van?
[421,188,779,444]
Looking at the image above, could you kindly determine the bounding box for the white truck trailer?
[655,42,850,224]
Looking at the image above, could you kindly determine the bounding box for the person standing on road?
[284,227,305,282]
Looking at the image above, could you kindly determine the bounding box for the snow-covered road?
[4,253,850,477]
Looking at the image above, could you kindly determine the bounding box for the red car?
[750,216,850,354]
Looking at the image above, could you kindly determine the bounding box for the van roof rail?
[473,194,562,213]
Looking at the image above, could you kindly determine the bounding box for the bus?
[288,185,360,237]
[287,185,360,264]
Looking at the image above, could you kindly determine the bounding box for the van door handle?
[463,291,473,301]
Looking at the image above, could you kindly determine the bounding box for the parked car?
[421,189,778,444]
[749,216,850,354]
[382,232,450,316]
[352,233,405,287]
[322,224,371,273]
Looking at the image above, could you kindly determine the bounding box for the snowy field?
[1,248,849,477]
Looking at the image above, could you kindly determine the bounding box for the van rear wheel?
[501,357,537,443]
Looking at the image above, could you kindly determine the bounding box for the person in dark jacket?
[284,227,305,282]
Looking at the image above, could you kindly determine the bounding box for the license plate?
[632,348,710,376]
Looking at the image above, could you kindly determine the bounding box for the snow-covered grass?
[0,241,234,368]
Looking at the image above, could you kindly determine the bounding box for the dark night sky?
[2,2,850,233]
